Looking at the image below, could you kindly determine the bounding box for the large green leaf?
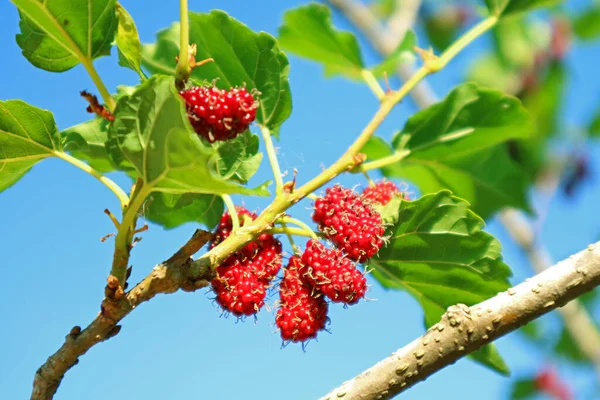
[369,191,511,374]
[141,11,292,132]
[393,83,533,158]
[0,100,62,192]
[362,83,534,219]
[106,75,268,196]
[211,131,262,185]
[573,6,600,41]
[62,118,116,173]
[13,0,117,72]
[145,192,223,230]
[278,3,364,77]
[483,0,563,16]
[115,3,145,79]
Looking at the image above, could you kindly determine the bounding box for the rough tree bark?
[321,241,600,400]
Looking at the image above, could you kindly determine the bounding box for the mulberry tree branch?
[321,241,600,400]
[31,230,213,400]
[329,0,600,379]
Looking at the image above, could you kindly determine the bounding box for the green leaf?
[372,194,405,226]
[522,61,566,141]
[510,378,538,399]
[211,131,263,184]
[0,100,62,192]
[369,32,417,78]
[589,105,600,138]
[145,192,223,230]
[107,75,268,196]
[467,53,522,94]
[13,0,117,72]
[141,11,292,132]
[424,10,462,52]
[362,83,534,219]
[278,3,364,78]
[394,83,533,157]
[369,190,511,374]
[573,6,600,41]
[115,3,145,79]
[554,328,591,363]
[483,0,563,17]
[63,118,116,173]
[492,17,546,70]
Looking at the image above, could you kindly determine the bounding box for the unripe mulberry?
[312,184,385,262]
[300,240,367,305]
[362,180,403,205]
[276,257,328,342]
[180,85,258,143]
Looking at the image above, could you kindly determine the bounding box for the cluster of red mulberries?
[180,85,259,143]
[210,206,282,317]
[210,180,405,343]
[312,185,385,262]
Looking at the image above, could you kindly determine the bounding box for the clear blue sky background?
[1,1,599,399]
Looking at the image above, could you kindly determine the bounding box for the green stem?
[363,171,375,186]
[279,222,301,254]
[260,126,284,195]
[429,16,498,72]
[81,59,116,111]
[269,227,318,239]
[278,216,319,239]
[354,150,410,173]
[221,194,239,230]
[55,151,128,208]
[361,70,386,100]
[175,0,191,83]
[190,16,498,276]
[111,184,152,285]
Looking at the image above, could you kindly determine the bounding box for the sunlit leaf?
[369,190,511,374]
[106,75,268,196]
[63,118,116,173]
[211,131,263,184]
[115,3,145,79]
[142,11,292,132]
[13,0,117,72]
[278,3,364,77]
[361,83,534,219]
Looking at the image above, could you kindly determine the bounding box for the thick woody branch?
[31,230,213,400]
[321,241,600,400]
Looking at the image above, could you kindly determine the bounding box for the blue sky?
[1,1,600,399]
